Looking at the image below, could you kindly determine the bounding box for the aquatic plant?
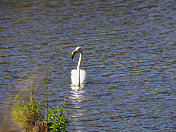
[44,93,70,132]
[44,70,70,132]
[11,82,70,132]
[11,68,70,132]
[11,83,43,129]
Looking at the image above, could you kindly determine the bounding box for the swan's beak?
[72,50,77,60]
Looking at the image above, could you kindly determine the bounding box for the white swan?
[71,47,86,87]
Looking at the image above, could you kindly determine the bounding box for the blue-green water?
[0,0,176,131]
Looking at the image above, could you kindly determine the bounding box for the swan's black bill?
[72,50,76,60]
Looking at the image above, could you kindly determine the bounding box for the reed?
[11,79,70,131]
[11,83,43,129]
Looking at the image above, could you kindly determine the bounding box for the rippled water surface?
[0,0,176,131]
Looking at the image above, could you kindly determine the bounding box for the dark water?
[0,0,176,131]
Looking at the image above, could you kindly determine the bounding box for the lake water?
[0,0,176,131]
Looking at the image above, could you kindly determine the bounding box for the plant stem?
[30,82,33,103]
[46,69,50,121]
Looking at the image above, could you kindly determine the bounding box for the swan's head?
[72,47,82,60]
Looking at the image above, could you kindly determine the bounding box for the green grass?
[11,83,43,129]
[44,94,70,132]
[11,82,70,132]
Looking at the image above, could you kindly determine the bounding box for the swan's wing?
[71,69,87,84]
[71,69,77,84]
[80,69,87,83]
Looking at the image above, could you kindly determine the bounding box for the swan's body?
[71,69,86,85]
[71,47,86,87]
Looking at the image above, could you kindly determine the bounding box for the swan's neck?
[77,53,81,70]
[77,53,81,87]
